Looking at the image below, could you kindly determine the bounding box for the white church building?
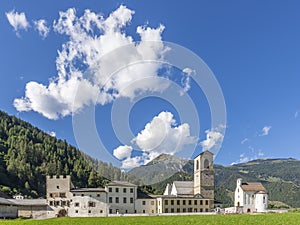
[234,178,268,213]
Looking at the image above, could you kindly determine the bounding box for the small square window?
[97,194,100,197]
[75,210,78,213]
[88,210,91,213]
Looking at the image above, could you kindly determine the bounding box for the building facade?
[234,178,268,213]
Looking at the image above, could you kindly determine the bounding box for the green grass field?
[1,213,300,225]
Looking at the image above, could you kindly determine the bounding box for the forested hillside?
[0,110,132,198]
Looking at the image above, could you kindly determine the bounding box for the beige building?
[69,188,107,217]
[106,181,137,214]
[160,150,215,213]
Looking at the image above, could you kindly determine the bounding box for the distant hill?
[131,154,300,208]
[128,154,189,185]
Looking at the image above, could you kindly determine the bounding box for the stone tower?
[193,150,214,199]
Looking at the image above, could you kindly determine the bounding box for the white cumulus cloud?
[114,111,197,169]
[113,145,133,160]
[261,126,271,136]
[14,5,170,119]
[6,10,29,35]
[200,126,224,152]
[33,19,50,38]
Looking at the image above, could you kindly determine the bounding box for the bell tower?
[193,150,214,199]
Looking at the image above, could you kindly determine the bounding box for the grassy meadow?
[1,213,300,225]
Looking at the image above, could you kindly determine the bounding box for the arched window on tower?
[196,160,199,170]
[204,159,210,169]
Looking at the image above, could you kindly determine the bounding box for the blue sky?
[1,1,300,168]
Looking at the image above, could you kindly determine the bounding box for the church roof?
[240,182,266,192]
[71,188,106,192]
[9,199,47,206]
[173,181,194,196]
[106,181,137,187]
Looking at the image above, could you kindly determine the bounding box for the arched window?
[196,160,199,170]
[204,159,210,169]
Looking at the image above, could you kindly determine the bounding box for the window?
[152,210,154,213]
[116,197,119,203]
[206,208,209,212]
[123,197,127,203]
[188,208,192,212]
[109,209,112,214]
[183,200,186,205]
[151,201,154,205]
[60,193,66,198]
[130,188,133,193]
[142,201,146,205]
[75,202,80,207]
[177,208,180,213]
[100,210,103,213]
[204,159,209,169]
[194,200,197,205]
[200,208,203,212]
[177,200,180,205]
[88,202,95,207]
[165,208,168,213]
[61,201,66,206]
[196,160,199,170]
[130,198,134,203]
[143,210,145,213]
[205,200,209,205]
[73,193,76,197]
[125,210,128,213]
[89,195,92,197]
[164,200,168,205]
[123,188,126,193]
[49,193,53,198]
[188,200,192,205]
[49,201,53,206]
[75,210,78,213]
[194,209,197,212]
[171,208,174,213]
[97,194,100,197]
[109,187,112,192]
[57,185,59,189]
[116,188,119,193]
[183,208,186,212]
[171,200,174,205]
[88,210,91,214]
[200,200,203,205]
[55,201,60,206]
[81,194,84,197]
[109,197,112,203]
